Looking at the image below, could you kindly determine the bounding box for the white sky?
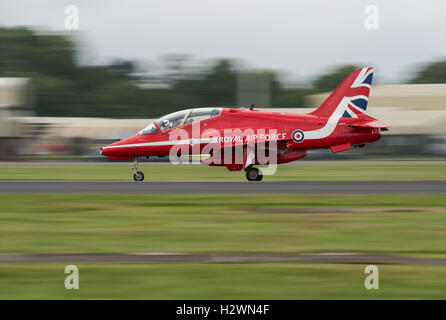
[0,0,445,83]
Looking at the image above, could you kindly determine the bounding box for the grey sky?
[0,0,445,83]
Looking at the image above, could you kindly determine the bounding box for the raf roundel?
[292,130,305,143]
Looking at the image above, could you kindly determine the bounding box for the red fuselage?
[101,108,380,162]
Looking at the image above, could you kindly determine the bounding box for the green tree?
[109,59,139,80]
[0,26,330,117]
[313,65,359,91]
[0,27,76,77]
[409,60,446,84]
[172,59,237,107]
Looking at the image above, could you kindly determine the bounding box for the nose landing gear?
[245,166,263,181]
[132,157,144,181]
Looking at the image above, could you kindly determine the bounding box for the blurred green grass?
[1,263,446,299]
[1,194,446,256]
[0,164,445,180]
[1,193,446,299]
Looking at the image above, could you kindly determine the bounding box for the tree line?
[0,27,445,118]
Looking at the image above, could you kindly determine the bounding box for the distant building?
[0,77,33,137]
[0,77,34,158]
[0,78,34,118]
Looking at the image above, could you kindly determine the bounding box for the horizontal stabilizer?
[347,119,389,130]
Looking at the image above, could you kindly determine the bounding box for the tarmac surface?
[1,160,446,166]
[1,252,445,265]
[0,180,445,194]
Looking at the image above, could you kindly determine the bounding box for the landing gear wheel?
[133,171,144,182]
[245,167,263,182]
[132,157,145,182]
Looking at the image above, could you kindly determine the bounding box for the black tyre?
[246,168,262,181]
[133,171,144,182]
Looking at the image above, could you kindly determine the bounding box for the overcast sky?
[0,0,445,83]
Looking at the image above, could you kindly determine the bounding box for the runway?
[1,252,446,265]
[0,180,445,194]
[1,160,445,166]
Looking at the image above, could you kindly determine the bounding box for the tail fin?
[309,67,374,118]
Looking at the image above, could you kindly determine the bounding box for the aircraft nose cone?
[100,135,139,157]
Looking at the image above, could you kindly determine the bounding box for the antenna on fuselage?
[249,104,255,110]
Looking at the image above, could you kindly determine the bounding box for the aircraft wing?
[200,130,288,169]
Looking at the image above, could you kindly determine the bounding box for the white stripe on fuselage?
[303,95,367,140]
[102,137,218,149]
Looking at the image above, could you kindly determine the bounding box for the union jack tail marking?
[310,67,374,118]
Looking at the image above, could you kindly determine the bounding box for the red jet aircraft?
[101,67,388,181]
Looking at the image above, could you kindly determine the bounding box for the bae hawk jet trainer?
[101,67,388,181]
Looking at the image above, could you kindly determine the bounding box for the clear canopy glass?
[138,108,222,135]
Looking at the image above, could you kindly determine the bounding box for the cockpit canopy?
[138,108,222,135]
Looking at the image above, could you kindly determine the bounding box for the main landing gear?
[132,157,144,182]
[245,166,263,182]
